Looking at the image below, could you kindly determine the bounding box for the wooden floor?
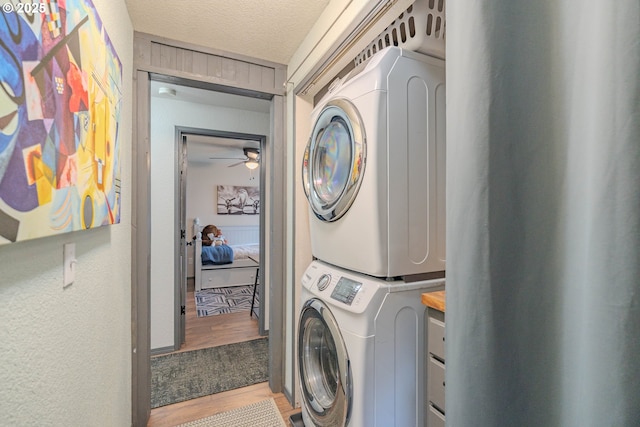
[147,280,299,426]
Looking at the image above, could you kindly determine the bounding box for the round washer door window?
[298,298,351,427]
[302,98,366,222]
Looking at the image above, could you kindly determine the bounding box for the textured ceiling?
[125,0,331,64]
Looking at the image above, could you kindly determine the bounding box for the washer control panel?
[302,261,381,313]
[330,277,362,305]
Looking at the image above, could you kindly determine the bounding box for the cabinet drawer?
[427,310,445,360]
[427,404,446,427]
[428,356,445,414]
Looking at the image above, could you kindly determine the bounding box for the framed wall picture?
[0,0,123,245]
[217,185,260,215]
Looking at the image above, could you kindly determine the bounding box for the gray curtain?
[446,0,640,425]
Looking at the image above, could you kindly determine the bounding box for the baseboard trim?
[150,345,175,356]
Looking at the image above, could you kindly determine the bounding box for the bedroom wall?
[0,1,133,425]
[150,96,270,351]
[186,159,260,277]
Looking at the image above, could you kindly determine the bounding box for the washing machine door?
[298,298,352,427]
[302,98,366,222]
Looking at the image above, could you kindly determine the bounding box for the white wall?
[187,160,260,230]
[284,91,314,406]
[0,1,133,425]
[150,96,269,351]
[186,159,260,277]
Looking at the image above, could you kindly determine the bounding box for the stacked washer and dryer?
[297,4,447,424]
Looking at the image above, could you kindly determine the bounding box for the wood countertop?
[422,290,445,312]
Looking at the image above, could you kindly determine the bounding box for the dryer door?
[298,298,352,427]
[303,98,366,222]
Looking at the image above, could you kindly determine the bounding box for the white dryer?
[302,47,446,279]
[298,260,444,427]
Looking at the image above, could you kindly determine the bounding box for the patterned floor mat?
[175,398,285,426]
[195,285,259,317]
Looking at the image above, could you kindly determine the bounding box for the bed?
[193,221,260,291]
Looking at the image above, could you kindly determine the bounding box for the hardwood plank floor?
[180,282,262,352]
[148,382,298,426]
[148,279,299,426]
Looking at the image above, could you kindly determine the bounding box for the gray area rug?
[151,338,269,408]
[195,285,259,317]
[176,398,286,427]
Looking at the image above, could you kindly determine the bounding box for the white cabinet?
[426,307,445,424]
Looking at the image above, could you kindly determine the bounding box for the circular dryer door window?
[298,298,351,426]
[303,98,366,222]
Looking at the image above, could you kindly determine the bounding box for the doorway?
[147,81,272,407]
[131,33,288,426]
[178,128,267,344]
[134,73,283,422]
[148,80,271,355]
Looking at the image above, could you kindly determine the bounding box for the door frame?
[177,131,187,347]
[176,125,268,338]
[131,39,287,423]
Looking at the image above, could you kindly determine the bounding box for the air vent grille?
[353,0,445,67]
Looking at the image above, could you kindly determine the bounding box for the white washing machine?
[298,260,445,427]
[302,47,446,279]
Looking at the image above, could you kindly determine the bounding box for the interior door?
[178,134,188,345]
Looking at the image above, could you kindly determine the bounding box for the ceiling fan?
[210,147,260,169]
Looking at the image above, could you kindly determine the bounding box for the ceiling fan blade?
[209,156,245,160]
[227,160,246,167]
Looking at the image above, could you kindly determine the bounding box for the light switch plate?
[63,243,76,286]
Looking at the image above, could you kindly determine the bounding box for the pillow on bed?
[230,243,259,260]
[201,244,234,265]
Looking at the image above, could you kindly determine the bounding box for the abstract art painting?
[0,0,122,245]
[217,185,260,215]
